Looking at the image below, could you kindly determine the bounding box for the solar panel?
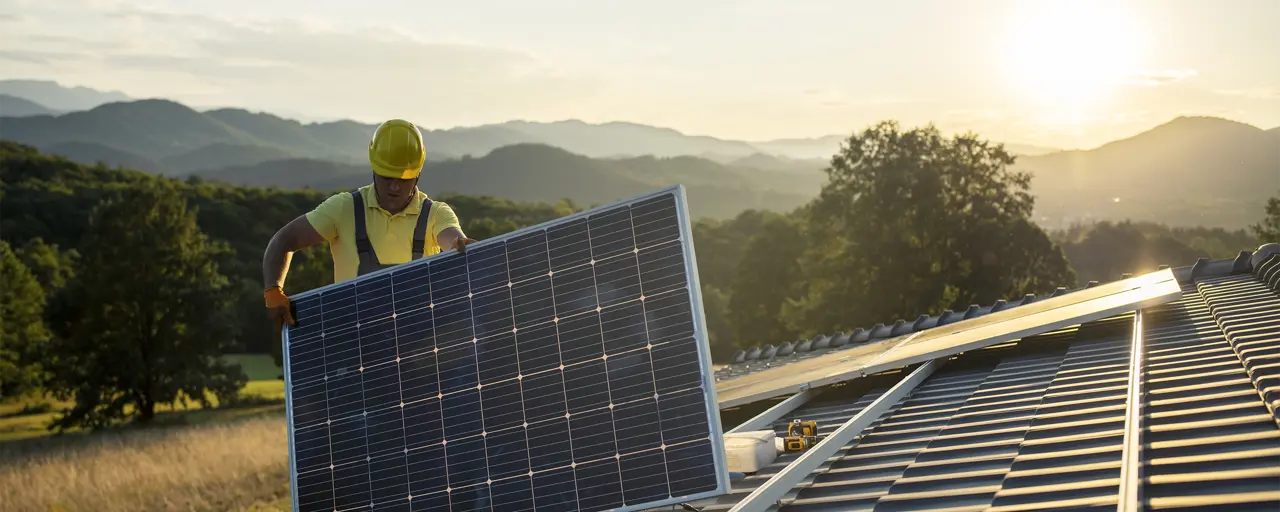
[715,268,1182,408]
[281,185,729,512]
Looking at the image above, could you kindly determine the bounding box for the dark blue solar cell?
[290,380,328,427]
[365,407,407,458]
[595,256,642,307]
[631,195,680,248]
[441,389,484,439]
[431,300,474,347]
[490,475,534,511]
[665,440,720,498]
[552,265,598,316]
[658,389,710,445]
[465,240,509,291]
[332,459,372,510]
[328,414,368,463]
[547,218,592,270]
[506,230,550,282]
[357,318,398,366]
[368,451,408,505]
[471,288,513,340]
[563,360,611,413]
[569,407,617,461]
[532,468,578,509]
[296,468,334,511]
[362,363,401,411]
[613,398,663,454]
[607,350,657,403]
[444,436,488,487]
[620,450,670,505]
[510,276,555,328]
[514,323,560,374]
[644,293,695,345]
[521,370,567,422]
[486,428,530,479]
[406,446,448,496]
[449,483,491,512]
[409,492,449,512]
[397,352,439,402]
[476,332,520,384]
[401,398,443,449]
[285,189,724,512]
[429,252,470,303]
[558,312,604,364]
[527,418,573,471]
[638,242,687,296]
[480,379,525,431]
[575,458,624,511]
[651,338,703,392]
[293,423,331,472]
[600,301,648,354]
[588,206,636,259]
[357,273,395,322]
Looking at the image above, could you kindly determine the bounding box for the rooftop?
[679,243,1280,511]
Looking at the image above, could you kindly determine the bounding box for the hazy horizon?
[1,0,1277,149]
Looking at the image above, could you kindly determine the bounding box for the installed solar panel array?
[282,186,728,512]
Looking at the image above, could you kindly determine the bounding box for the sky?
[1,0,1278,149]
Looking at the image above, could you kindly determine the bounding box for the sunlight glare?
[1005,1,1143,123]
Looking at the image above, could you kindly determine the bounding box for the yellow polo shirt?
[305,184,463,283]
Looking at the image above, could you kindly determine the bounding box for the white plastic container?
[723,430,778,473]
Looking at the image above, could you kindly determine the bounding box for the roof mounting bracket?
[1117,309,1146,512]
[728,388,820,434]
[727,359,945,512]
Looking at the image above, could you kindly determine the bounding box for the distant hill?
[191,143,825,219]
[1017,116,1279,229]
[0,94,60,117]
[0,79,131,111]
[44,141,161,174]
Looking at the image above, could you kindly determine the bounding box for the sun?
[1003,1,1143,120]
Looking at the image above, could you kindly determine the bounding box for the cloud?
[2,3,614,126]
[1120,69,1198,86]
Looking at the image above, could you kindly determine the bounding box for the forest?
[3,121,1277,430]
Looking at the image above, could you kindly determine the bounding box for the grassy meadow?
[0,355,297,512]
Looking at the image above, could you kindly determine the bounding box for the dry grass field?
[0,413,293,511]
[0,355,297,511]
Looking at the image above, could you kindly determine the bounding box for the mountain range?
[0,79,1275,227]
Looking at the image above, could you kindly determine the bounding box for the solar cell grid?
[282,187,728,512]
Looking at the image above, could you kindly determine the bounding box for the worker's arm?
[437,226,477,253]
[262,215,327,290]
[431,202,476,253]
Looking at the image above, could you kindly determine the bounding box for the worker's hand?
[455,237,478,254]
[265,287,295,342]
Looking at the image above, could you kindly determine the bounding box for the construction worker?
[261,119,474,340]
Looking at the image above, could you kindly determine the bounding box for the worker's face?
[372,174,419,210]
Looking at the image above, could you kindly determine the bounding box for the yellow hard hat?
[368,119,426,179]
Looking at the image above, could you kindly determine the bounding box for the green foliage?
[0,240,50,399]
[726,214,808,347]
[785,121,1074,335]
[1054,220,1257,284]
[43,180,247,429]
[1252,194,1280,244]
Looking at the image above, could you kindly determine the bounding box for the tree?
[44,181,246,430]
[0,241,49,399]
[1252,194,1280,244]
[786,121,1075,334]
[726,214,808,348]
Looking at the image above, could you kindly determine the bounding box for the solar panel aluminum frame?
[714,268,1183,409]
[280,184,731,512]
